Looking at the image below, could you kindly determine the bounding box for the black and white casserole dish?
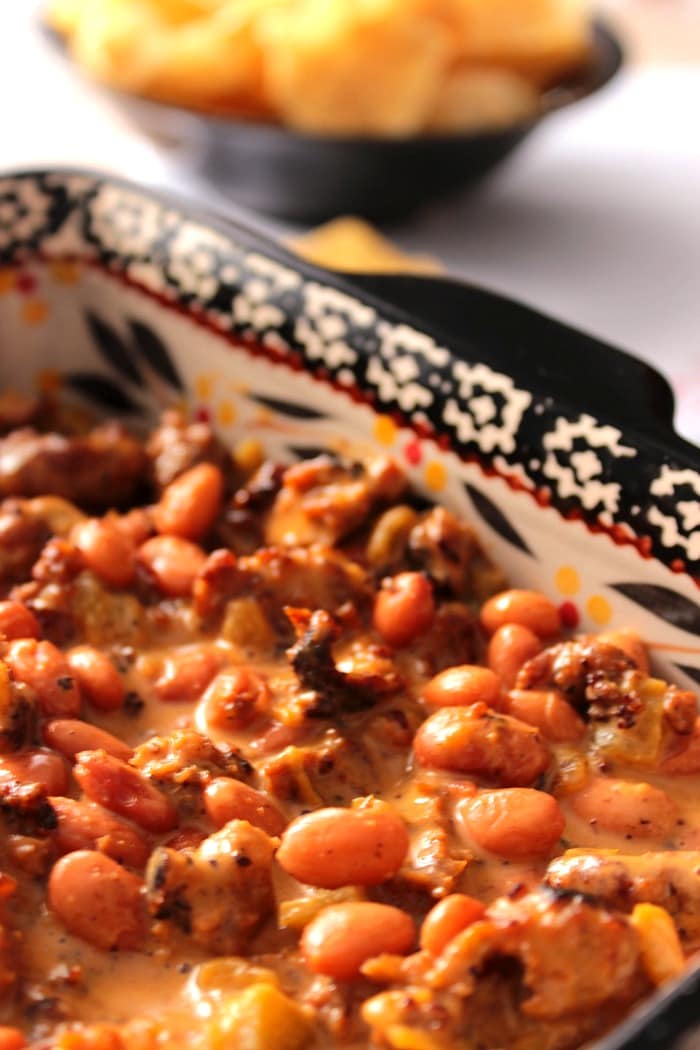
[0,169,699,1049]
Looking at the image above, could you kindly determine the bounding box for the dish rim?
[0,165,698,588]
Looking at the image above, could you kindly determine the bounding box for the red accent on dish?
[559,601,580,630]
[15,273,37,295]
[404,439,422,466]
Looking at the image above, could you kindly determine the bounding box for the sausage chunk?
[428,888,642,1019]
[265,454,405,548]
[145,819,275,955]
[0,499,50,586]
[0,424,146,509]
[146,410,234,492]
[547,850,700,942]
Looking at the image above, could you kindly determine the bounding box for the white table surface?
[2,2,699,445]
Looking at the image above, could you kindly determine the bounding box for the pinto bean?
[302,902,415,980]
[567,776,678,839]
[74,750,177,833]
[49,796,150,868]
[423,666,501,709]
[480,590,560,639]
[0,749,69,796]
[199,668,269,731]
[154,647,221,704]
[115,508,153,547]
[137,536,206,598]
[5,639,81,717]
[248,721,303,756]
[71,518,136,589]
[413,704,551,786]
[48,850,146,950]
[153,463,224,541]
[506,689,585,743]
[44,720,132,762]
[457,788,565,858]
[662,718,700,775]
[0,601,40,640]
[420,894,486,956]
[0,1028,26,1050]
[487,623,542,689]
[67,646,125,712]
[277,801,409,888]
[164,826,207,852]
[204,778,286,837]
[373,572,435,648]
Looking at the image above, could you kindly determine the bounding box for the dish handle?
[344,272,697,457]
[182,199,696,459]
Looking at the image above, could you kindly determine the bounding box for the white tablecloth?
[2,2,699,445]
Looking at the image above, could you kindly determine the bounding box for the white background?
[1,1,699,443]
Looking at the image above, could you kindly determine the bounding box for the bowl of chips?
[46,0,623,221]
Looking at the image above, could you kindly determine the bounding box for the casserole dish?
[0,170,699,1048]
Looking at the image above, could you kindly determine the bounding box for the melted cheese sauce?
[19,633,699,1034]
[0,468,696,1049]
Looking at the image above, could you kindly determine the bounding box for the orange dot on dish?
[217,400,236,426]
[424,460,447,492]
[586,594,612,626]
[374,415,397,446]
[37,369,62,394]
[555,565,580,596]
[49,262,81,285]
[195,374,214,401]
[0,270,16,295]
[21,299,49,326]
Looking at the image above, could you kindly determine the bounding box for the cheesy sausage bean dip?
[0,402,696,1050]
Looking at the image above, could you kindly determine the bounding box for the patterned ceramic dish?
[1,168,699,1046]
[44,22,623,221]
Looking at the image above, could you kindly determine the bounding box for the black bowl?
[46,20,622,222]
